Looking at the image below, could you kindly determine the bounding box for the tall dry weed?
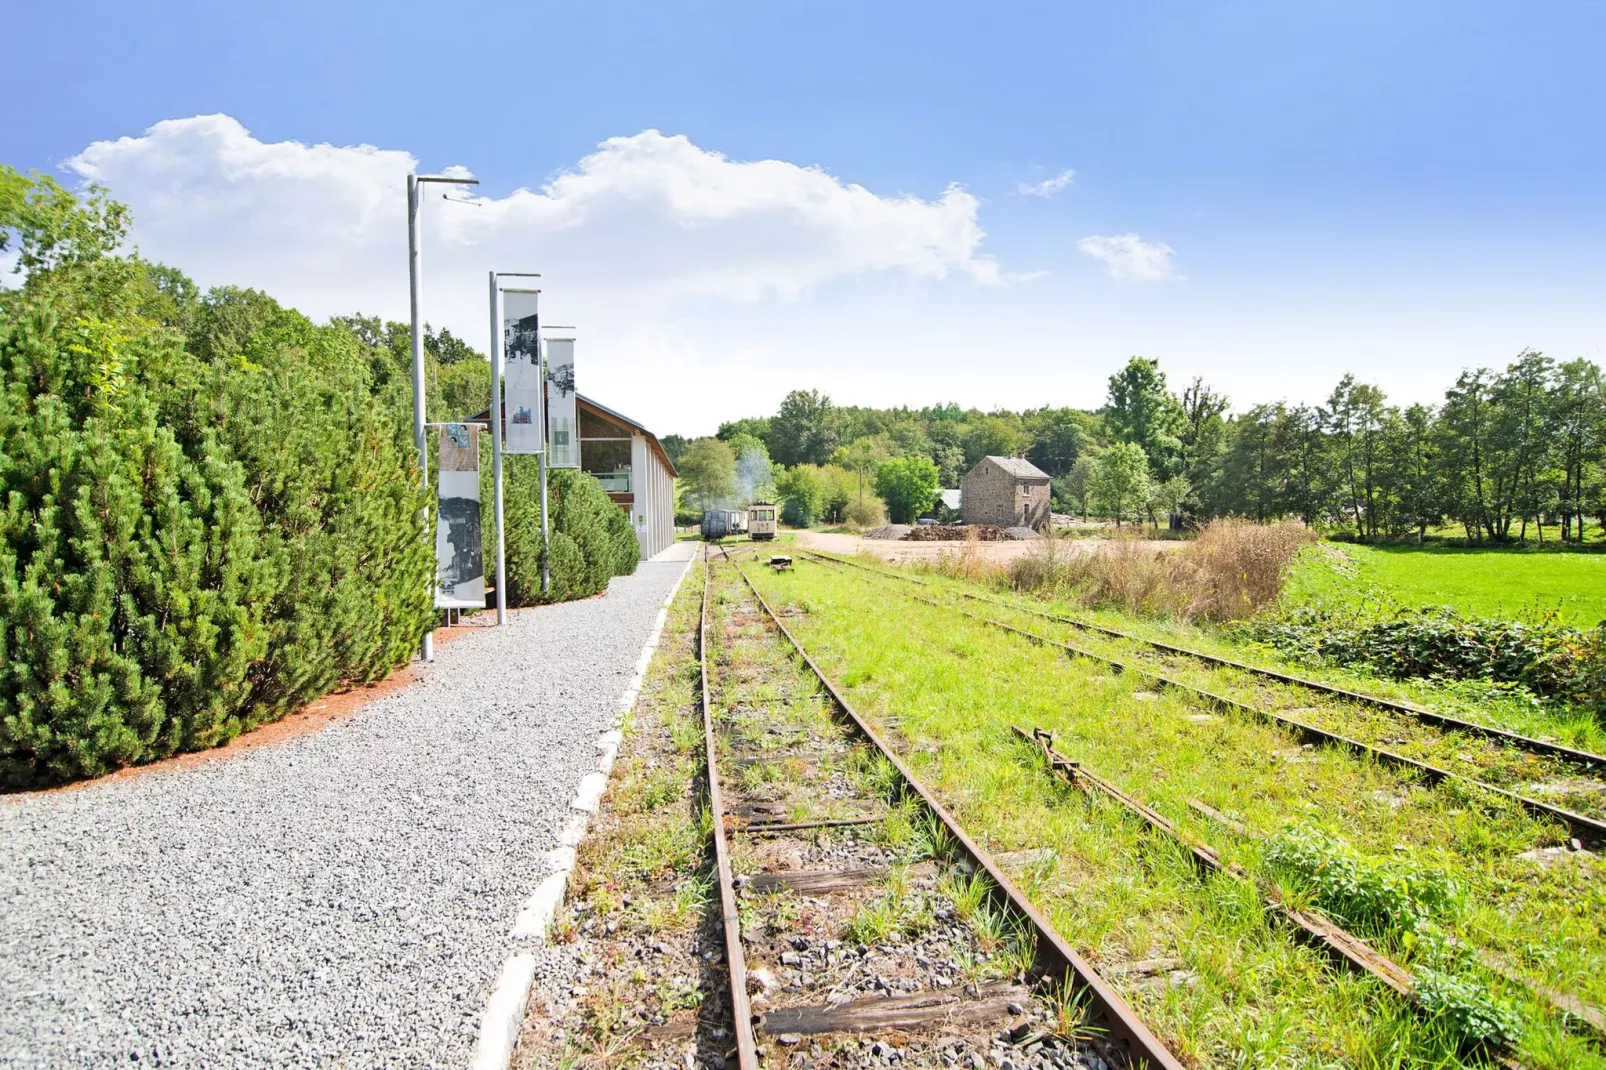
[937,519,1314,623]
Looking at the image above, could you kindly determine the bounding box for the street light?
[408,171,479,662]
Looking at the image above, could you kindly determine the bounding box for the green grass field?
[1284,543,1606,625]
[746,556,1604,1068]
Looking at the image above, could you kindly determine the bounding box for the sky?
[5,1,1604,437]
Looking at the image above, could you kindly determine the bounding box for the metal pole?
[407,174,435,662]
[539,335,550,596]
[489,273,507,625]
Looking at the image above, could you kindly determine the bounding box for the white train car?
[747,502,778,541]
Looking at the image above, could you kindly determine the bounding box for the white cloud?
[63,115,1005,432]
[66,115,997,313]
[1076,233,1178,281]
[1016,169,1076,197]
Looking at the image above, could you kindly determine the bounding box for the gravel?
[0,543,697,1069]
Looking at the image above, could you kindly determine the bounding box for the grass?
[1285,542,1606,626]
[747,557,1606,1068]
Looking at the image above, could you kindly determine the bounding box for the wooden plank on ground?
[755,982,1029,1036]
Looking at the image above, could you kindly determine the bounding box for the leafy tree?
[1105,357,1183,478]
[716,416,772,445]
[1148,475,1192,532]
[874,456,941,524]
[768,389,836,465]
[961,415,1025,467]
[776,464,825,526]
[831,435,891,508]
[1025,407,1088,476]
[1092,442,1152,526]
[1176,378,1228,517]
[678,437,737,511]
[1055,454,1100,519]
[659,433,689,468]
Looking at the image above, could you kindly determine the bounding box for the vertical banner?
[435,423,484,608]
[501,291,544,454]
[545,336,579,468]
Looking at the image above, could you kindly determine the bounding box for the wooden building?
[470,394,678,561]
[576,395,678,560]
[960,456,1051,531]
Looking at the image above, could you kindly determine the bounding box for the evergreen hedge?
[1,169,643,786]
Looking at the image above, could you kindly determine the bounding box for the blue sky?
[6,2,1604,434]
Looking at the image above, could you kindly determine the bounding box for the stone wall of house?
[962,458,1051,529]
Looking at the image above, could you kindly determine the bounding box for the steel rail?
[1013,726,1417,997]
[727,557,1184,1070]
[802,550,1605,771]
[795,550,1606,844]
[699,549,760,1070]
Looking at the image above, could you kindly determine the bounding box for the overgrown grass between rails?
[844,548,1606,758]
[748,561,1606,1068]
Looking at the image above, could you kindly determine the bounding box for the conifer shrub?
[492,458,639,607]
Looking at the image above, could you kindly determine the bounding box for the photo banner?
[435,423,484,609]
[545,337,578,468]
[501,291,543,454]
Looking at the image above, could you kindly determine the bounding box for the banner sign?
[501,291,543,455]
[435,423,484,609]
[544,337,579,468]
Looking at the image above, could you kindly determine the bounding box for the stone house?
[960,456,1052,530]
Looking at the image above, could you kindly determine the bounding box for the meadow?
[1284,543,1606,626]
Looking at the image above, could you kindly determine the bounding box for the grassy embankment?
[1285,543,1606,626]
[747,557,1605,1069]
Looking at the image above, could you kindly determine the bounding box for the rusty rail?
[1013,726,1416,997]
[699,549,760,1070]
[796,550,1606,845]
[806,549,1606,772]
[727,557,1184,1070]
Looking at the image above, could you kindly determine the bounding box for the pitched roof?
[463,393,677,477]
[982,456,1050,481]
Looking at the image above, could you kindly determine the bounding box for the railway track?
[795,549,1606,845]
[697,548,1182,1069]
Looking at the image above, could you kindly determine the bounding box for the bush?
[0,286,434,785]
[874,456,940,524]
[843,495,888,528]
[492,458,639,606]
[1241,605,1606,715]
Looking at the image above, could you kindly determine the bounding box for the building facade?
[960,456,1051,530]
[576,395,677,560]
[471,394,678,561]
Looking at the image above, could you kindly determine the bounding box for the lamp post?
[408,171,478,662]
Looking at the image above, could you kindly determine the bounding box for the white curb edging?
[469,953,537,1070]
[471,547,699,1069]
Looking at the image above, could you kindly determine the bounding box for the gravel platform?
[0,543,697,1069]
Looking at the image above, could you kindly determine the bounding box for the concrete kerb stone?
[472,548,698,1070]
[469,954,537,1070]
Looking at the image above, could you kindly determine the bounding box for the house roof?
[464,393,677,478]
[980,455,1050,481]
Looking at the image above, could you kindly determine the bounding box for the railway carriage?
[700,508,747,540]
[747,502,778,541]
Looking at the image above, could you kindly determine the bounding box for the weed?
[1263,824,1461,942]
[940,868,989,922]
[1414,966,1524,1051]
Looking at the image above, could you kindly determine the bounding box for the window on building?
[581,438,632,493]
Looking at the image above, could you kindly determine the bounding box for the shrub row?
[1,172,640,786]
[1240,606,1606,715]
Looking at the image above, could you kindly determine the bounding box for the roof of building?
[465,393,677,478]
[977,455,1050,481]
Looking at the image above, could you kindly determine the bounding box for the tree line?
[671,351,1606,542]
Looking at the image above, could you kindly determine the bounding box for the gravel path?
[0,543,698,1069]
